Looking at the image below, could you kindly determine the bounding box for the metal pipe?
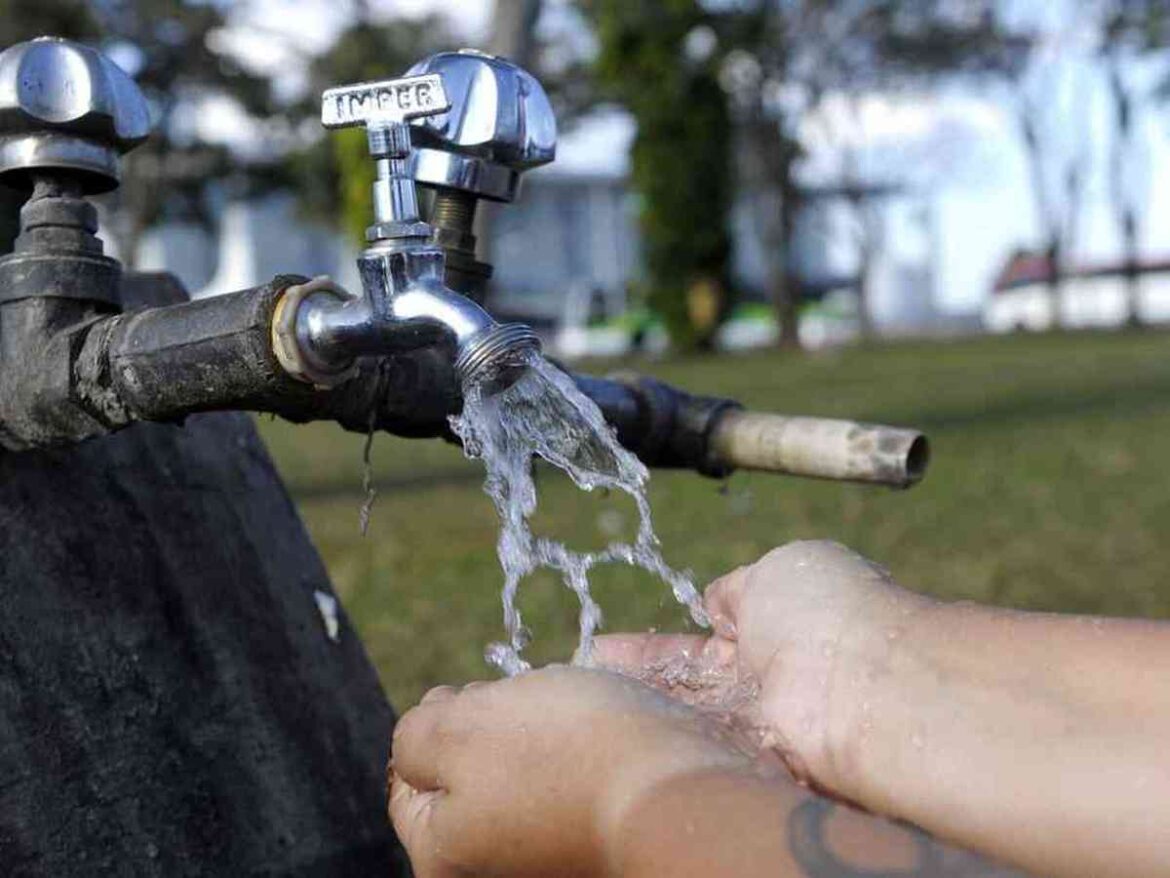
[708,411,929,489]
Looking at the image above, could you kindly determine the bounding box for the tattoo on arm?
[787,799,1029,878]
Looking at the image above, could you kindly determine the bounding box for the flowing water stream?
[452,350,709,675]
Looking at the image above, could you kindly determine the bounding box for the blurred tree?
[999,31,1089,330]
[1099,0,1169,327]
[574,1,1027,349]
[2,1,278,268]
[0,0,97,42]
[287,13,453,246]
[489,0,542,73]
[476,0,543,283]
[580,0,734,351]
[713,1,1020,348]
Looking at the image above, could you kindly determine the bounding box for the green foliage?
[334,128,376,247]
[583,0,733,351]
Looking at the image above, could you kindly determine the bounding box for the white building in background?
[135,194,360,299]
[134,171,947,357]
[983,252,1170,332]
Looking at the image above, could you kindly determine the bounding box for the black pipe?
[0,270,743,480]
[1,269,928,485]
[84,276,301,422]
[571,373,739,478]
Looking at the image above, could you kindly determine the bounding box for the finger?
[592,633,710,674]
[390,701,453,792]
[703,564,751,639]
[389,775,450,878]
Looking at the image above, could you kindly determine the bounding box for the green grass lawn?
[256,330,1170,709]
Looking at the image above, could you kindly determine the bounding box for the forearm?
[612,768,1026,878]
[849,600,1170,877]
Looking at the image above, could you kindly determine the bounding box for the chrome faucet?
[280,73,539,390]
[403,50,557,300]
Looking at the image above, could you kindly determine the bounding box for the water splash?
[452,351,708,675]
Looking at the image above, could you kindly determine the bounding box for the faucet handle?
[405,51,556,204]
[321,74,451,239]
[321,73,450,131]
[0,37,151,193]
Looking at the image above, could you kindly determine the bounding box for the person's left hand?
[388,665,753,878]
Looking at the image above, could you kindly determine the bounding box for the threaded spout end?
[455,322,541,392]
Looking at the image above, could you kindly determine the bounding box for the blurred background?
[5,0,1169,706]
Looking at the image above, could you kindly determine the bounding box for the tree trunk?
[776,172,803,350]
[770,260,802,350]
[1107,56,1143,328]
[479,0,542,286]
[1045,238,1062,330]
[1122,211,1142,327]
[1017,99,1065,332]
[850,188,881,345]
[488,0,542,60]
[856,249,875,343]
[740,115,801,350]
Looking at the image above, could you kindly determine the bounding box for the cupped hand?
[593,540,931,796]
[388,665,754,878]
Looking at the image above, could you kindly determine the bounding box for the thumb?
[703,564,752,640]
[389,774,448,877]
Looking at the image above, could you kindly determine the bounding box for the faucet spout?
[285,242,539,391]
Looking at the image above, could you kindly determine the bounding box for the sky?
[215,0,1170,314]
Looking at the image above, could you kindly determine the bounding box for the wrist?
[596,736,758,876]
[605,767,799,878]
[816,587,941,805]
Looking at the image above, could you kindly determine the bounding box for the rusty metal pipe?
[708,411,929,489]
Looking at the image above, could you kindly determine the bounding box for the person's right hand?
[593,540,932,797]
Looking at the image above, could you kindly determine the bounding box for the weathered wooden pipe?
[574,374,929,488]
[710,411,928,488]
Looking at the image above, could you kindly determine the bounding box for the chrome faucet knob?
[321,74,451,240]
[405,50,556,204]
[0,37,151,193]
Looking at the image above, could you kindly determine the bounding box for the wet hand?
[388,665,752,878]
[593,540,930,796]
